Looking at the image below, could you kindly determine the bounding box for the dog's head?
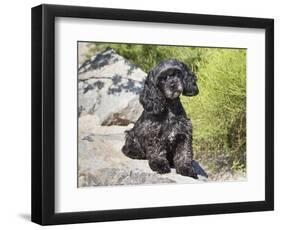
[140,59,199,115]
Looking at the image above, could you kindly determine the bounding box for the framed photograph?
[31,4,274,225]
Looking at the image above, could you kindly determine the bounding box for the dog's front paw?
[176,165,198,179]
[149,158,171,174]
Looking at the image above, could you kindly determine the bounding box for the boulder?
[78,48,145,125]
[78,116,208,187]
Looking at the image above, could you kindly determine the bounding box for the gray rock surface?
[78,48,145,125]
[78,115,208,187]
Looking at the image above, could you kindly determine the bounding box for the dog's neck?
[166,97,182,105]
[165,98,186,116]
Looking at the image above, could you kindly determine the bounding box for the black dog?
[122,59,199,178]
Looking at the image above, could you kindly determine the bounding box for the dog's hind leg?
[122,130,146,159]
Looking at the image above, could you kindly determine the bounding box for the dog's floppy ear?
[139,71,166,115]
[182,64,199,97]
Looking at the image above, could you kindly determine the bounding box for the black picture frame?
[31,4,274,225]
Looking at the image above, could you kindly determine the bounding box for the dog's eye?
[160,76,167,81]
[167,72,175,78]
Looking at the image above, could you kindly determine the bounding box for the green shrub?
[88,43,209,72]
[182,49,246,172]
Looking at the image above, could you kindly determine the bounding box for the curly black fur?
[122,59,199,178]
